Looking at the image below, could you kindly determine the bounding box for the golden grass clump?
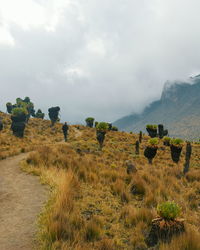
[130,177,146,196]
[160,229,200,250]
[0,112,64,159]
[120,205,153,228]
[45,171,84,248]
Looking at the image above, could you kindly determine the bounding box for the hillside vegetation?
[1,113,200,249]
[0,111,63,159]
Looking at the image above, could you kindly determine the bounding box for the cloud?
[1,0,200,123]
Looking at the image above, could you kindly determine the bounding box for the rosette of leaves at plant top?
[16,97,23,106]
[149,138,159,146]
[96,122,109,132]
[85,117,95,128]
[170,138,183,146]
[170,138,183,163]
[146,124,158,138]
[163,136,171,146]
[157,201,181,220]
[146,124,158,130]
[11,107,28,122]
[144,138,159,163]
[23,96,31,103]
[35,109,45,119]
[111,126,118,131]
[14,97,35,119]
[146,201,184,247]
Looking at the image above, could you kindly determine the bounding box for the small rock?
[125,160,137,174]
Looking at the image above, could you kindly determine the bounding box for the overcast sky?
[1,0,200,123]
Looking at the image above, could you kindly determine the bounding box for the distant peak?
[190,73,200,79]
[161,80,190,101]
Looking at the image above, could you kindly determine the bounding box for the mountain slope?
[114,76,200,140]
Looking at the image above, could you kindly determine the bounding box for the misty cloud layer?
[1,0,200,123]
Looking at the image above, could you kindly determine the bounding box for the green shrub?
[85,219,102,241]
[9,97,35,119]
[85,117,94,122]
[146,124,157,129]
[163,137,171,142]
[85,117,95,128]
[149,138,159,145]
[111,126,118,131]
[170,138,183,146]
[95,121,99,127]
[157,201,181,220]
[35,109,45,119]
[96,122,109,131]
[23,96,30,103]
[12,107,28,116]
[48,106,60,126]
[16,97,23,105]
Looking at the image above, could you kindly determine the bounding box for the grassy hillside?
[1,113,200,249]
[0,111,64,159]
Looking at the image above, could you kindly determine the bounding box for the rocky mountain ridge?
[114,75,200,140]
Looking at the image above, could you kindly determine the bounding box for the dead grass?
[160,227,200,250]
[0,112,65,159]
[1,112,200,249]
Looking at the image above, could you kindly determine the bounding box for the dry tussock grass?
[160,227,200,250]
[0,112,80,159]
[2,114,200,249]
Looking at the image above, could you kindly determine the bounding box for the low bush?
[157,201,181,220]
[130,178,146,196]
[163,137,170,142]
[85,217,102,242]
[96,122,109,131]
[12,107,28,116]
[149,138,159,145]
[170,138,183,146]
[146,124,157,129]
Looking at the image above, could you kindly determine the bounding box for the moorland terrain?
[0,110,200,249]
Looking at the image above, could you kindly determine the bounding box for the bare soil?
[0,153,48,250]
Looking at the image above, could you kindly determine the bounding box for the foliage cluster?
[170,138,184,146]
[148,138,159,145]
[163,136,171,142]
[12,107,28,116]
[96,122,109,131]
[146,124,158,130]
[157,201,181,220]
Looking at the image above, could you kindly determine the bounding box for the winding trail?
[0,128,82,250]
[0,153,48,250]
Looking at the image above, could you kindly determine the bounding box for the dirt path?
[0,153,48,250]
[73,127,82,139]
[0,128,82,250]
